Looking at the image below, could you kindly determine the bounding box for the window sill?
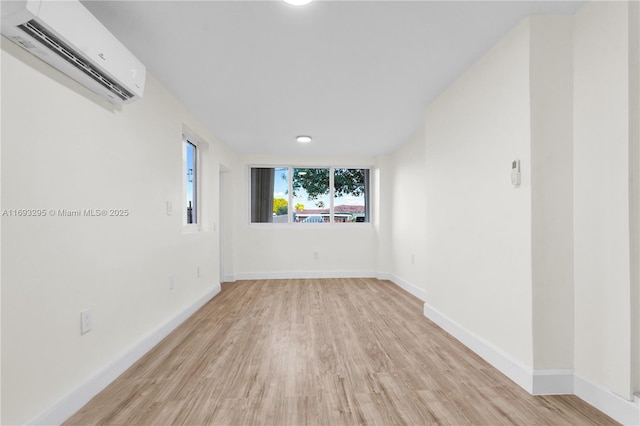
[248,222,373,229]
[182,224,201,233]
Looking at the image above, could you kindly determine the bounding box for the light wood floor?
[66,278,619,425]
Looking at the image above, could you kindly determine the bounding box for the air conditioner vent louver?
[18,19,134,102]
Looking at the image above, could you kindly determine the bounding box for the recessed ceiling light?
[283,0,313,5]
[296,135,312,143]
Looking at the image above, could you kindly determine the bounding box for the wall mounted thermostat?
[511,160,521,186]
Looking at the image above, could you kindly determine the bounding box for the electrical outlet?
[313,251,319,260]
[166,201,173,216]
[196,266,200,278]
[80,310,92,335]
[169,275,175,290]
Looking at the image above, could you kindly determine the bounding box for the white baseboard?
[423,301,535,393]
[377,273,427,301]
[28,284,222,426]
[423,300,640,425]
[574,375,640,426]
[532,370,574,395]
[223,274,236,283]
[231,270,377,280]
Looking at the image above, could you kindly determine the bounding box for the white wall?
[381,4,639,421]
[529,16,574,371]
[1,37,235,424]
[231,155,379,280]
[387,8,638,420]
[422,20,534,368]
[375,155,393,279]
[385,129,427,299]
[573,0,634,400]
[220,167,235,282]
[630,0,640,398]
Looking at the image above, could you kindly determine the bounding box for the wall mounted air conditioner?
[1,0,145,104]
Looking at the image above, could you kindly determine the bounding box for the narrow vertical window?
[185,139,197,225]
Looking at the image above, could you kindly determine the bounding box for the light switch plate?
[81,310,92,335]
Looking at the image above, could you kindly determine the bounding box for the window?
[250,166,370,224]
[251,167,289,223]
[333,168,369,223]
[292,168,330,223]
[184,137,198,225]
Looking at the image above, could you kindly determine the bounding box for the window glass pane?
[250,167,289,223]
[272,167,289,223]
[186,141,197,224]
[333,168,369,223]
[292,168,330,223]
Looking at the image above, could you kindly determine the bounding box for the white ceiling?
[83,0,584,158]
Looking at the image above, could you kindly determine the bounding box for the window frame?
[248,165,372,226]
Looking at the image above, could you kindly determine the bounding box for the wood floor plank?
[65,278,620,425]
